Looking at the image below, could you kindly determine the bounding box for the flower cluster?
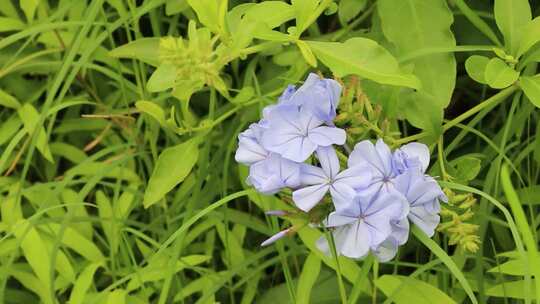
[235,73,447,262]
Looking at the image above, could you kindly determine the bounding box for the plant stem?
[396,85,518,145]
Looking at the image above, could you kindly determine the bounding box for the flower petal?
[336,221,371,259]
[372,237,399,262]
[334,163,372,189]
[322,211,357,227]
[316,146,340,179]
[409,205,440,237]
[330,183,358,213]
[299,164,327,185]
[308,126,346,146]
[349,140,391,179]
[400,142,430,172]
[292,184,329,211]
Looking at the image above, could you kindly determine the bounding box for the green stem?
[396,85,518,145]
[326,231,348,304]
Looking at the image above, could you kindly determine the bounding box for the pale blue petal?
[349,140,389,180]
[322,211,357,227]
[292,184,329,211]
[330,183,358,213]
[399,142,430,173]
[334,163,372,189]
[299,164,328,185]
[316,146,340,179]
[308,126,346,146]
[337,221,371,259]
[409,205,440,237]
[372,237,399,262]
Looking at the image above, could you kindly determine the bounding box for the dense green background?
[0,0,539,303]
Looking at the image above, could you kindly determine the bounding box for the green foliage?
[0,0,540,303]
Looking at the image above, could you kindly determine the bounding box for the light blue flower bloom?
[394,170,447,237]
[247,153,301,194]
[348,139,398,196]
[289,73,341,123]
[393,142,430,174]
[292,146,371,212]
[316,191,408,259]
[262,106,346,162]
[373,169,447,261]
[235,122,269,165]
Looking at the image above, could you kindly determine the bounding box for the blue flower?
[292,146,372,212]
[234,122,269,165]
[372,166,447,262]
[393,142,430,174]
[289,73,341,123]
[394,170,447,237]
[262,106,346,162]
[316,191,408,259]
[247,153,301,194]
[348,139,398,196]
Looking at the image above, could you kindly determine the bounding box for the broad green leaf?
[465,55,490,84]
[49,142,87,164]
[165,0,188,16]
[308,38,420,89]
[20,0,40,22]
[378,0,456,108]
[13,220,52,293]
[517,17,540,57]
[484,58,519,89]
[400,90,443,139]
[107,290,126,304]
[494,0,531,55]
[143,138,199,207]
[108,38,160,66]
[0,89,21,110]
[9,270,51,304]
[147,63,177,92]
[0,17,25,32]
[338,0,367,25]
[487,257,540,276]
[17,104,53,162]
[239,1,295,29]
[0,114,22,145]
[292,0,321,34]
[376,275,455,304]
[1,182,22,227]
[68,263,102,304]
[487,280,536,299]
[47,224,105,262]
[135,100,166,126]
[296,253,321,304]
[520,75,540,107]
[449,155,482,182]
[187,0,227,34]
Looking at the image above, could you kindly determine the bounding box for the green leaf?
[136,100,166,126]
[13,220,52,293]
[378,0,456,108]
[126,255,210,291]
[308,38,420,89]
[484,58,519,89]
[486,280,536,299]
[146,63,177,92]
[449,155,482,182]
[338,0,367,25]
[520,75,540,107]
[296,253,322,304]
[47,224,105,263]
[494,0,531,55]
[107,290,126,304]
[0,89,21,109]
[231,86,254,105]
[143,138,199,208]
[292,0,320,34]
[187,0,227,34]
[68,262,102,304]
[20,0,40,22]
[296,40,317,67]
[165,0,188,16]
[517,17,540,57]
[108,38,160,66]
[515,185,540,205]
[412,226,478,304]
[376,275,455,304]
[0,17,26,32]
[239,1,295,29]
[17,104,54,162]
[465,55,490,84]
